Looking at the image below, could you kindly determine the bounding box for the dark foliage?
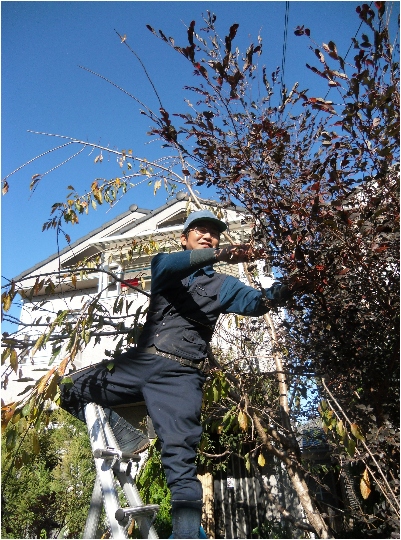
[145,4,399,536]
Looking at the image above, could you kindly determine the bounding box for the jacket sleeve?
[219,275,291,316]
[151,249,217,293]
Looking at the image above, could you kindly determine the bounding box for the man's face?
[180,220,221,250]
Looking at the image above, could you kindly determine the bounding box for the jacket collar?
[202,265,215,276]
[188,265,215,285]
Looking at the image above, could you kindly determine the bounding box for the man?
[60,209,291,538]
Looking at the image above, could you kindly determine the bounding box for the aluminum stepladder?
[84,402,159,539]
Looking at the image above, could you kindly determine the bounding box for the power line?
[281,1,290,98]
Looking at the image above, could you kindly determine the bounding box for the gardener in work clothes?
[60,209,291,538]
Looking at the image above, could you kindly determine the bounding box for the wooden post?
[198,471,215,538]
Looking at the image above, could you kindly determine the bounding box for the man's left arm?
[220,275,292,317]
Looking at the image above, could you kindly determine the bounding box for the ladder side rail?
[85,403,128,539]
[84,475,104,539]
[97,404,121,450]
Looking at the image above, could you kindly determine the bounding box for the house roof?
[14,197,246,282]
[12,205,151,282]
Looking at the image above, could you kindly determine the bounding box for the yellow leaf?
[244,453,251,473]
[258,453,266,467]
[1,347,11,365]
[351,423,365,441]
[44,373,61,401]
[336,419,345,437]
[2,292,12,312]
[1,402,17,433]
[238,411,248,431]
[31,334,46,357]
[57,357,70,376]
[71,274,77,288]
[360,468,371,499]
[153,180,162,196]
[37,367,56,395]
[93,189,103,204]
[10,349,18,373]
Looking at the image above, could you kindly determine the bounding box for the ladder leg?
[115,470,159,539]
[97,405,159,539]
[85,403,128,539]
[84,475,103,539]
[85,403,160,539]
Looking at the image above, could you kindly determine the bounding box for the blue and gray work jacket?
[137,248,291,362]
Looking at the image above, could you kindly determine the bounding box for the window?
[99,264,122,297]
[121,277,139,291]
[122,267,151,293]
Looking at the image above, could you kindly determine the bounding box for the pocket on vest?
[181,329,207,354]
[193,285,217,299]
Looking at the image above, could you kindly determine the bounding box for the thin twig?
[33,144,87,182]
[78,64,159,121]
[115,29,163,109]
[2,142,74,182]
[198,449,231,459]
[2,267,151,297]
[26,130,186,183]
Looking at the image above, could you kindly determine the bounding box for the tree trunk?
[262,312,333,538]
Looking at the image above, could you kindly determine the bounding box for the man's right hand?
[215,245,266,264]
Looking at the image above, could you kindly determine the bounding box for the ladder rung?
[93,447,141,462]
[115,504,160,522]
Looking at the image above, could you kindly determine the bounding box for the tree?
[1,409,96,539]
[2,3,399,538]
[143,4,399,536]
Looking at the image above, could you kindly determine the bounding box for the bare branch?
[2,141,74,182]
[115,29,164,109]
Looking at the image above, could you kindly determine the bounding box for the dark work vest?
[137,270,228,361]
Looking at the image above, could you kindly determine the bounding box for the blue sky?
[2,1,399,285]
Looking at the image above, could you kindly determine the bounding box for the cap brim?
[186,217,227,233]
